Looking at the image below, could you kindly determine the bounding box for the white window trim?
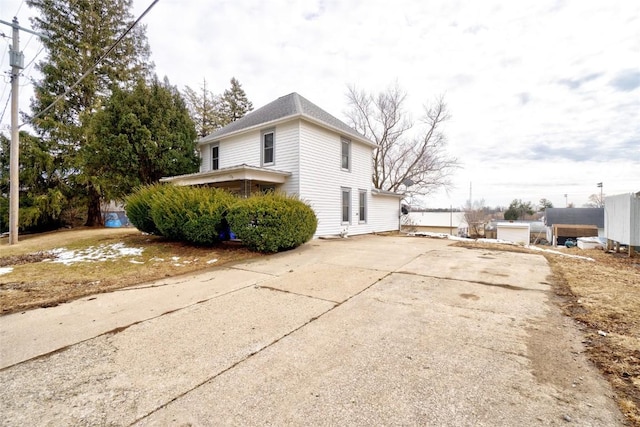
[358,189,367,224]
[261,128,275,166]
[341,187,351,224]
[341,137,351,171]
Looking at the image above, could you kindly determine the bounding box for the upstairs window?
[341,138,351,170]
[211,143,219,170]
[262,129,275,166]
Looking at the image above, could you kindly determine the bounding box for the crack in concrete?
[256,285,340,304]
[394,270,546,292]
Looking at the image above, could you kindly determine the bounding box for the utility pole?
[1,17,45,245]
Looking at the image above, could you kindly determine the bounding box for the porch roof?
[160,164,292,186]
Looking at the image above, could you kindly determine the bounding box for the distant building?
[544,207,604,246]
[404,211,468,236]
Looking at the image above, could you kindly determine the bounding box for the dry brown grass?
[454,241,640,426]
[0,228,261,315]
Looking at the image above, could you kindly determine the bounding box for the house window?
[341,138,351,170]
[262,129,275,166]
[341,188,351,224]
[211,143,219,171]
[359,190,367,223]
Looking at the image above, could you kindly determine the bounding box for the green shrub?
[182,188,236,245]
[227,193,317,253]
[125,184,167,234]
[145,185,236,243]
[148,185,200,241]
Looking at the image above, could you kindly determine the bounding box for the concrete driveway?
[0,235,623,426]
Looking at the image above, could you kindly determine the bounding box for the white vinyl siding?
[299,121,377,236]
[216,132,261,167]
[369,193,401,233]
[268,121,300,195]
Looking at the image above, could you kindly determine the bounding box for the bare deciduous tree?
[463,199,487,237]
[345,83,458,196]
[584,193,605,208]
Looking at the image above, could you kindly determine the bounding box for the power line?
[0,90,10,124]
[25,0,160,127]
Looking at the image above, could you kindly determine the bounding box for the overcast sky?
[2,0,639,209]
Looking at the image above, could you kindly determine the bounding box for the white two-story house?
[161,92,402,237]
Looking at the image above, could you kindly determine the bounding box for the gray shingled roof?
[200,92,371,145]
[544,208,604,227]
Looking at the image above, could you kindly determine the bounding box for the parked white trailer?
[604,192,640,256]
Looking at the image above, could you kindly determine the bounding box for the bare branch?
[346,84,458,198]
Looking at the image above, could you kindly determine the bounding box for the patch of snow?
[171,256,180,261]
[51,243,144,265]
[477,238,519,246]
[408,232,449,239]
[447,235,475,242]
[526,245,595,261]
[0,267,13,276]
[207,258,218,264]
[129,260,145,264]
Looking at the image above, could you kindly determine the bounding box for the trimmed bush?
[125,184,167,234]
[227,193,317,253]
[182,188,236,245]
[148,185,201,241]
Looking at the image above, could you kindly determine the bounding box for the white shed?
[496,222,530,244]
[605,193,640,248]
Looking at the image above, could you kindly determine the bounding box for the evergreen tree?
[85,76,199,201]
[183,78,221,138]
[0,132,69,232]
[27,0,152,225]
[220,77,253,126]
[504,199,535,220]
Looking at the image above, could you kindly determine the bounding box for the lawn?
[0,227,260,315]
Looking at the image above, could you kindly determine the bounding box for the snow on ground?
[526,245,595,261]
[49,243,144,266]
[0,267,13,276]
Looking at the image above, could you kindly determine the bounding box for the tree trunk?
[85,185,103,226]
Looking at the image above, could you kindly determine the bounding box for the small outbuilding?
[605,192,640,257]
[496,222,530,245]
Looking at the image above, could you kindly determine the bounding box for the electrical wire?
[0,90,11,124]
[24,0,160,127]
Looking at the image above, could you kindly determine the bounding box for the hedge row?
[125,185,317,252]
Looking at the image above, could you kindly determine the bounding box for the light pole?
[597,182,603,207]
